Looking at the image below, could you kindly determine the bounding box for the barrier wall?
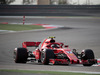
[0,5,100,16]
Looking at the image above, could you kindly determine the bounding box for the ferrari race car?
[14,37,97,66]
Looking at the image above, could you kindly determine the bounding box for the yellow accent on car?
[48,36,56,39]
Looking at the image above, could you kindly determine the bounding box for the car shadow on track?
[26,62,84,67]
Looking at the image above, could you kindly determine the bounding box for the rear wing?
[22,42,41,48]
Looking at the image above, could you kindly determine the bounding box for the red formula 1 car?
[14,37,97,66]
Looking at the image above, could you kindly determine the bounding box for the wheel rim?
[41,52,45,63]
[14,51,17,62]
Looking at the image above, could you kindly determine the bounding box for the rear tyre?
[81,49,95,66]
[14,48,28,63]
[41,49,55,65]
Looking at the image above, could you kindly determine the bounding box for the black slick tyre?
[14,48,28,63]
[41,49,55,65]
[81,49,95,66]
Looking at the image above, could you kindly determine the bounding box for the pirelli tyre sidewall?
[41,49,55,65]
[14,48,28,63]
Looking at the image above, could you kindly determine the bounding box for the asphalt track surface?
[0,16,100,73]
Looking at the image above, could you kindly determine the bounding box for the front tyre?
[81,49,95,66]
[14,48,28,63]
[41,49,55,65]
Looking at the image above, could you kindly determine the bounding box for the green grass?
[0,24,44,31]
[0,69,100,75]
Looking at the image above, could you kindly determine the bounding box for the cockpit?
[43,37,63,49]
[51,44,60,48]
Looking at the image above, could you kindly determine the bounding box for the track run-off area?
[0,16,100,74]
